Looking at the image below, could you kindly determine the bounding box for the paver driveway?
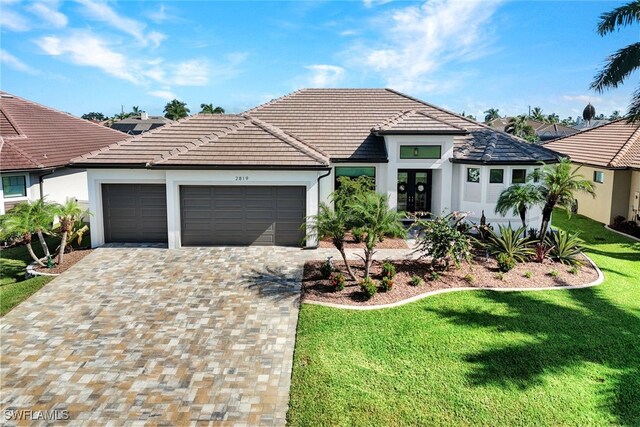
[1,245,313,426]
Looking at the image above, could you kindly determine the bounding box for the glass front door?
[397,169,432,214]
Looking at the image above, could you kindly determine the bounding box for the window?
[489,169,504,184]
[466,168,480,183]
[594,171,605,184]
[335,167,376,189]
[2,175,26,198]
[399,145,441,159]
[512,169,526,184]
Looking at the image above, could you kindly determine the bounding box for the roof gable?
[371,110,467,135]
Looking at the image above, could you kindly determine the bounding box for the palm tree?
[590,1,640,122]
[164,99,190,120]
[546,113,560,124]
[530,158,596,240]
[348,193,405,278]
[505,115,537,142]
[56,199,88,265]
[609,110,622,120]
[484,108,500,123]
[306,203,356,280]
[1,201,51,266]
[200,103,226,114]
[495,184,544,228]
[531,107,545,121]
[30,198,57,258]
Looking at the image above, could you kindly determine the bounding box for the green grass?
[288,210,640,426]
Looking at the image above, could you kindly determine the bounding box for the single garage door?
[102,184,168,243]
[180,186,306,246]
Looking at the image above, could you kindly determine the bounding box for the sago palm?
[495,184,544,228]
[530,158,596,241]
[30,198,57,258]
[1,202,45,266]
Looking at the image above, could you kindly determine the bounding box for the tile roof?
[0,92,127,172]
[110,115,174,135]
[454,130,562,164]
[73,114,330,168]
[544,120,640,169]
[488,117,578,141]
[371,110,467,135]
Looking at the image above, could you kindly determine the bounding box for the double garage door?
[102,184,305,246]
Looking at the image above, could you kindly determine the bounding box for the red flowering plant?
[329,272,346,291]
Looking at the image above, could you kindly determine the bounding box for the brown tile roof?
[371,110,467,135]
[0,92,127,172]
[544,120,640,169]
[73,114,330,168]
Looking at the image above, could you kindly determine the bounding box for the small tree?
[495,184,544,228]
[348,193,405,278]
[413,212,472,271]
[27,199,57,259]
[164,99,190,120]
[56,199,89,265]
[530,159,596,240]
[0,202,49,266]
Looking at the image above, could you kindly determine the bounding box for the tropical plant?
[306,204,356,280]
[409,275,424,286]
[413,212,472,271]
[27,199,57,259]
[348,193,405,278]
[496,253,516,272]
[591,0,640,122]
[609,110,622,120]
[55,199,89,265]
[546,229,583,266]
[200,103,225,114]
[381,276,394,292]
[484,224,534,263]
[495,184,544,228]
[529,159,596,240]
[0,201,52,266]
[360,276,377,299]
[333,176,375,213]
[546,113,560,124]
[329,272,346,291]
[531,107,545,121]
[505,115,538,142]
[533,242,553,263]
[163,99,190,120]
[464,273,475,284]
[81,112,106,121]
[381,261,396,278]
[484,108,500,123]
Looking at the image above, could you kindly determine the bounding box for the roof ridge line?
[372,110,412,131]
[0,108,25,138]
[415,110,468,132]
[245,115,329,165]
[245,90,304,113]
[2,138,45,169]
[610,123,640,167]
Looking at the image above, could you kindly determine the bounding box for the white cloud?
[27,2,67,28]
[147,31,166,48]
[0,49,39,74]
[305,64,345,87]
[147,4,174,23]
[340,30,358,37]
[363,0,393,8]
[170,59,210,86]
[356,0,501,93]
[0,8,30,31]
[148,89,177,101]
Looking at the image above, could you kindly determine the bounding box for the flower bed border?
[604,225,640,242]
[26,262,60,278]
[303,252,604,311]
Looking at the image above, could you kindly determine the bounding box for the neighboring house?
[489,117,578,141]
[572,119,609,131]
[72,88,561,249]
[109,112,174,135]
[545,120,640,225]
[0,92,128,214]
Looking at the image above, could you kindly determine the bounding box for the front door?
[397,169,432,214]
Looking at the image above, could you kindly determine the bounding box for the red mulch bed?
[302,253,599,307]
[318,233,408,249]
[33,248,93,275]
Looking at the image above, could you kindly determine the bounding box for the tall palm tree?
[56,199,88,265]
[484,108,500,123]
[505,115,538,142]
[495,184,545,228]
[609,110,622,120]
[164,99,190,120]
[530,158,596,240]
[30,198,57,258]
[200,103,226,114]
[546,113,560,124]
[590,0,640,122]
[531,107,545,121]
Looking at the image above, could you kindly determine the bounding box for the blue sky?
[1,0,637,120]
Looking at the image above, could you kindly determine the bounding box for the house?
[0,92,128,214]
[71,88,561,248]
[489,117,578,141]
[109,112,174,135]
[544,120,640,225]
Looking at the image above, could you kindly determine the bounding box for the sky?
[0,0,637,121]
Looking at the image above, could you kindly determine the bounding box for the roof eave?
[71,162,330,171]
[450,158,562,165]
[373,130,468,136]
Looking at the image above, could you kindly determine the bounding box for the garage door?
[180,186,306,246]
[102,184,168,243]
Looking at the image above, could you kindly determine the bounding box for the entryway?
[397,169,432,214]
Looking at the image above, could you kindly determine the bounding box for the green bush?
[429,271,441,282]
[329,272,346,291]
[381,276,394,292]
[352,227,365,243]
[381,261,396,278]
[485,224,533,262]
[360,277,377,299]
[464,274,475,284]
[496,272,505,281]
[523,271,533,279]
[546,229,583,266]
[413,212,472,270]
[409,275,424,286]
[568,266,579,275]
[320,260,333,278]
[496,253,516,272]
[548,269,559,278]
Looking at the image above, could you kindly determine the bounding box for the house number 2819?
[235,176,249,181]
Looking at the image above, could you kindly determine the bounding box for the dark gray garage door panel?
[102,184,168,243]
[180,186,305,246]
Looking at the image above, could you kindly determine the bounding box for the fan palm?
[530,158,596,240]
[590,1,640,122]
[56,199,89,265]
[495,184,544,228]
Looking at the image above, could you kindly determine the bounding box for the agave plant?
[484,224,534,263]
[546,229,583,266]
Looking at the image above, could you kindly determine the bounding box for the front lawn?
[288,210,640,426]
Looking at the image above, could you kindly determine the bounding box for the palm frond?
[597,0,640,35]
[590,42,640,92]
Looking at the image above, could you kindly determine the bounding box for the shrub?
[381,276,394,292]
[413,212,472,270]
[464,274,474,284]
[484,225,533,262]
[381,261,396,278]
[496,272,505,281]
[360,277,377,299]
[548,269,559,278]
[523,271,533,279]
[410,275,424,286]
[533,242,553,263]
[496,253,516,272]
[429,271,441,282]
[546,229,583,266]
[329,272,346,291]
[320,259,334,278]
[610,216,640,238]
[568,266,579,275]
[352,227,365,243]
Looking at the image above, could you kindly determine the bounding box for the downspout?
[38,169,55,200]
[310,168,332,249]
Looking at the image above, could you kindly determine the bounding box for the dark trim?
[375,130,468,136]
[330,158,388,163]
[1,166,58,173]
[38,169,55,199]
[450,158,561,165]
[71,163,331,171]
